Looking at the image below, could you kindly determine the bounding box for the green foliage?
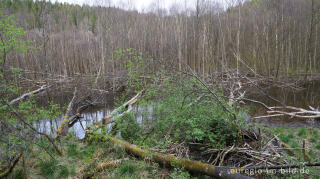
[0,10,63,178]
[57,165,69,178]
[113,65,242,149]
[114,48,146,91]
[81,144,96,162]
[71,9,78,26]
[135,76,240,149]
[107,160,156,179]
[0,10,31,65]
[297,128,307,137]
[279,133,291,143]
[115,112,142,142]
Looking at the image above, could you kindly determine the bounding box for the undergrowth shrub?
[118,72,242,149]
[115,112,142,142]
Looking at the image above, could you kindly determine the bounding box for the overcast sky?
[50,0,227,12]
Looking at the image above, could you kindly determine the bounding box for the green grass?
[119,162,137,176]
[26,136,171,179]
[271,127,320,177]
[297,128,307,137]
[39,159,58,178]
[66,142,78,157]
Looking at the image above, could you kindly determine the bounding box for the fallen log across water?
[107,136,253,179]
[56,88,78,139]
[84,90,144,138]
[98,90,144,126]
[9,85,51,105]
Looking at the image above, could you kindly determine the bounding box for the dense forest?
[1,0,319,78]
[1,0,320,178]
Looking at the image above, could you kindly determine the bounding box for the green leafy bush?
[115,113,142,142]
[126,74,241,149]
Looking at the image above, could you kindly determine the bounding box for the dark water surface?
[248,80,320,128]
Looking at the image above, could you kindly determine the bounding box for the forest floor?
[8,125,320,179]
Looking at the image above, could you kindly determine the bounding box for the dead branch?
[95,158,129,172]
[56,88,78,139]
[267,105,320,119]
[241,98,272,111]
[9,85,51,105]
[84,90,144,139]
[95,90,143,127]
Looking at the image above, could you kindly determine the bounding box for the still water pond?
[36,105,150,139]
[248,80,320,128]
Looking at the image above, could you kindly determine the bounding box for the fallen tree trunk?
[108,137,252,179]
[85,90,144,137]
[86,89,250,178]
[9,85,51,105]
[87,89,250,178]
[56,88,78,139]
[98,90,144,126]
